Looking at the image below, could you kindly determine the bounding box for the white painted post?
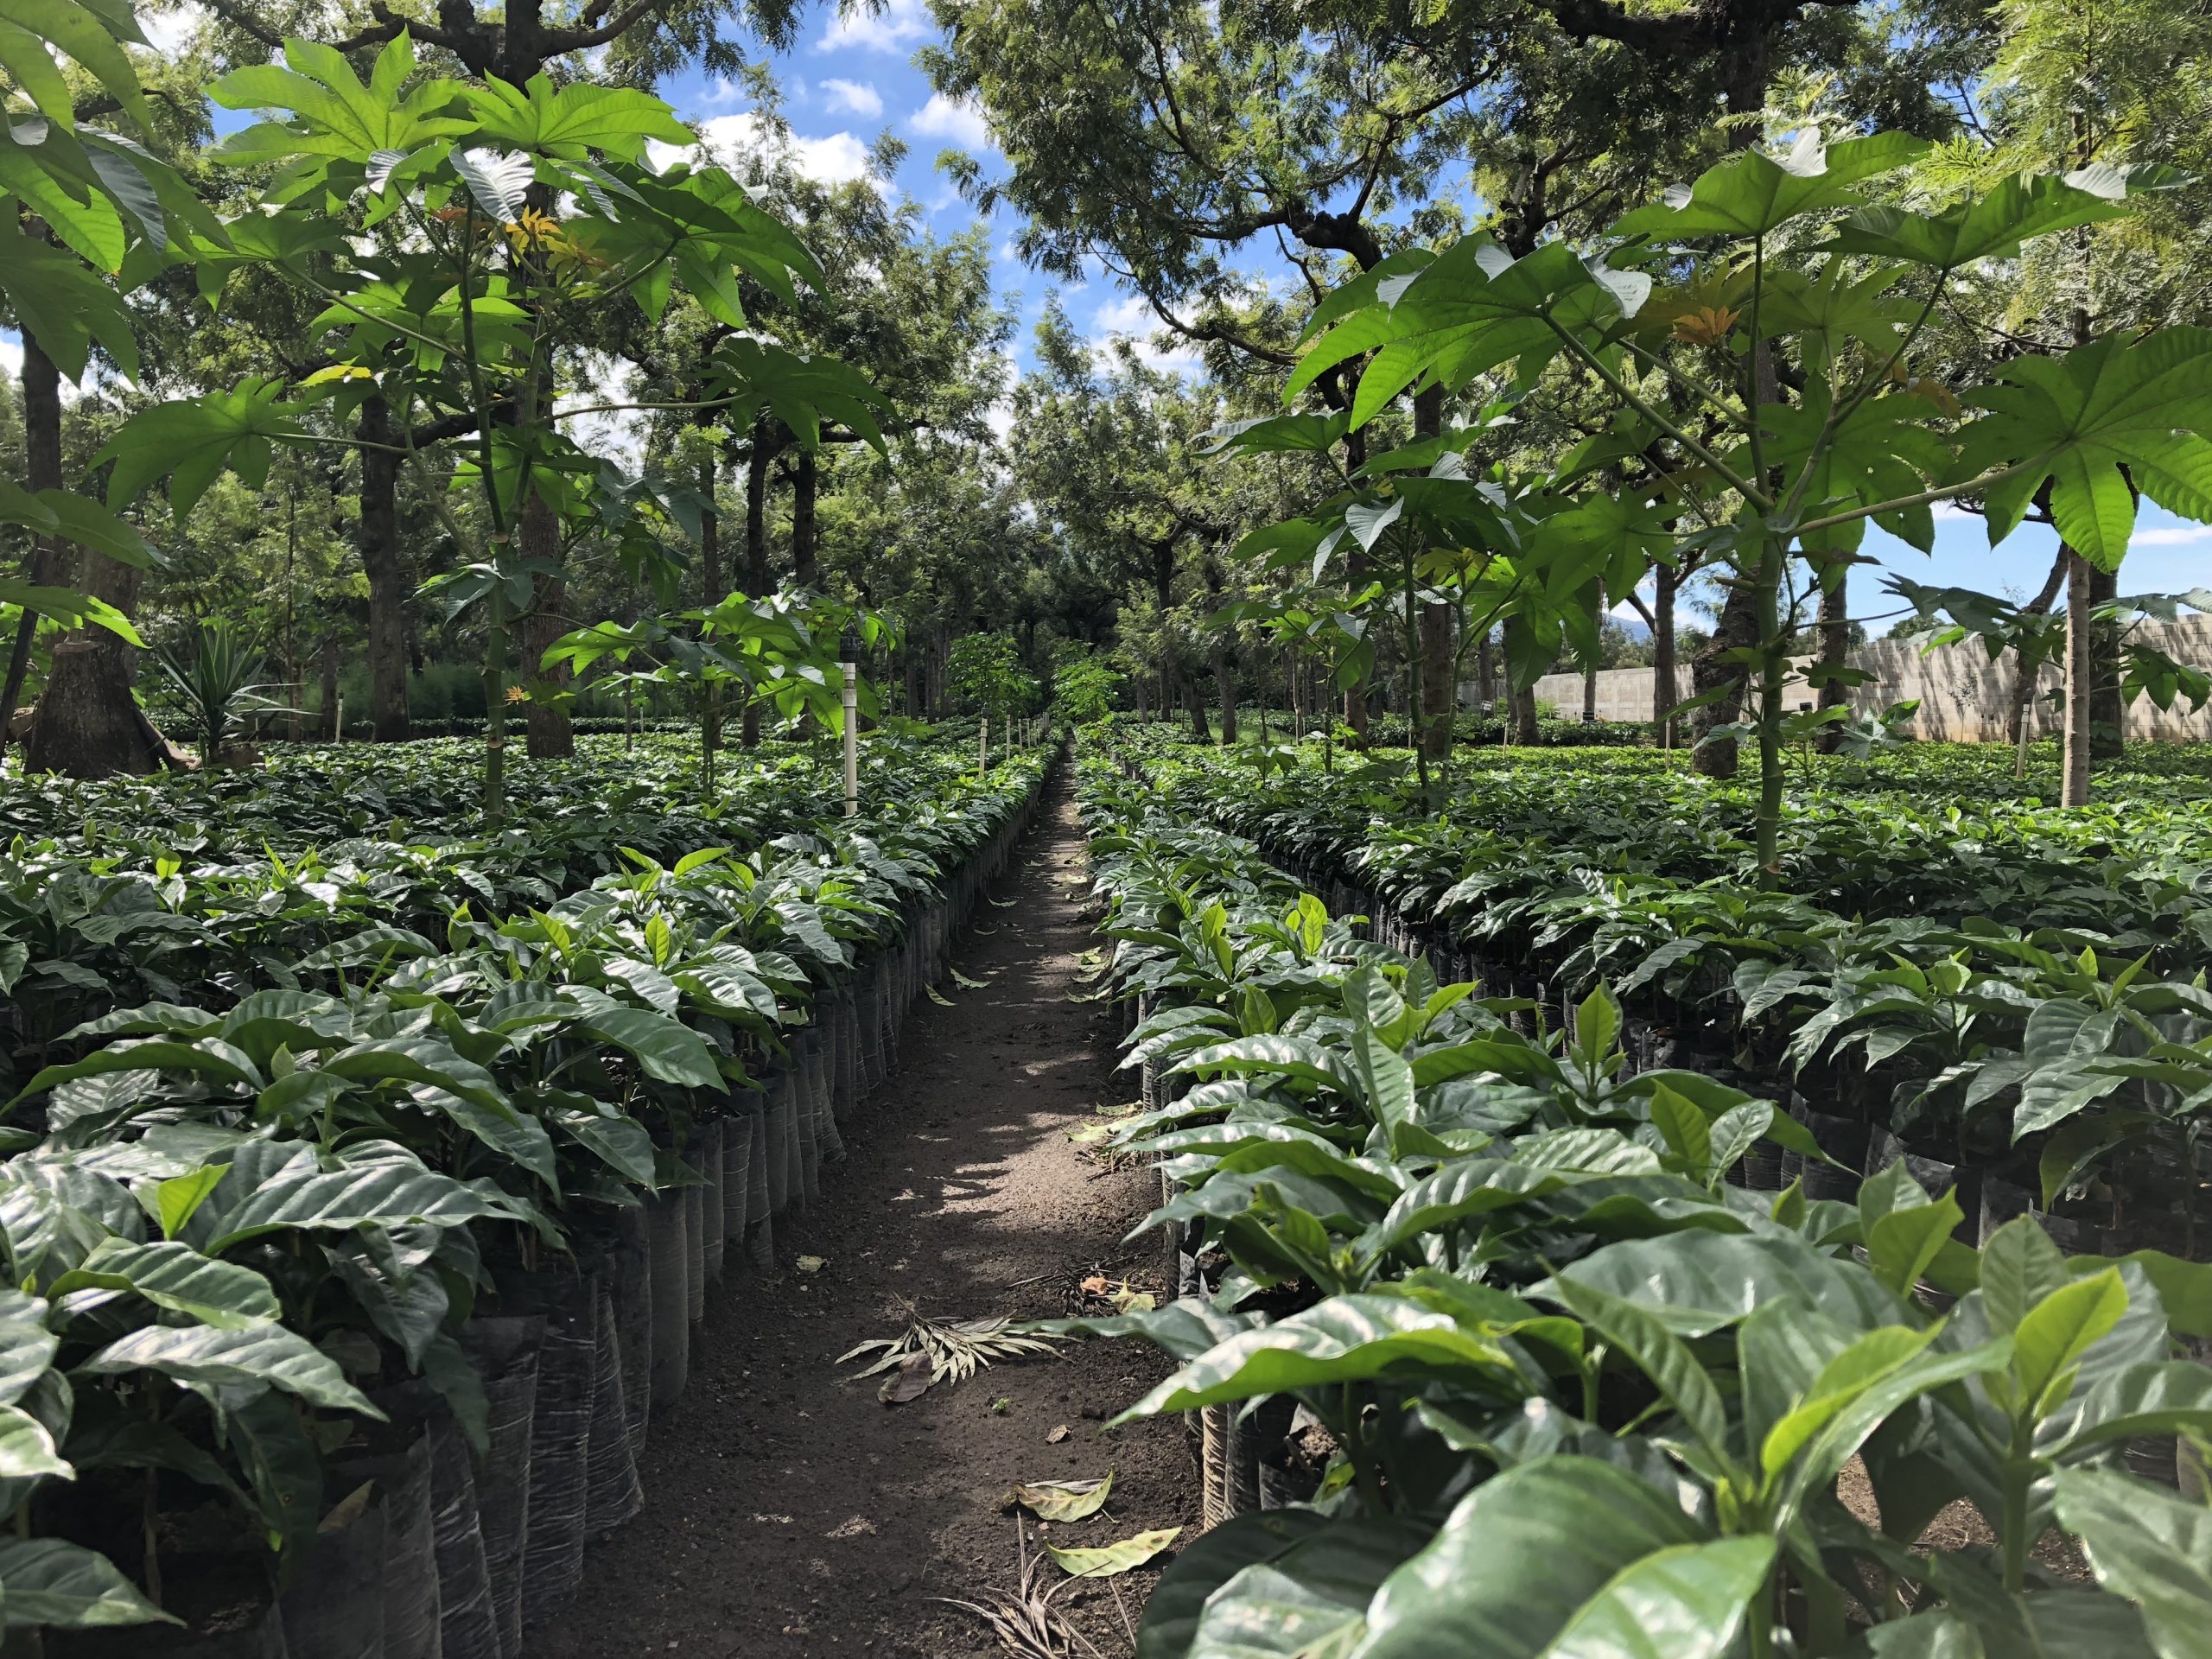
[980,715,988,773]
[842,662,859,817]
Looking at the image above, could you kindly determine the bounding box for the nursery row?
[1097,728,2212,1268]
[1068,746,2212,1658]
[0,731,1054,1649]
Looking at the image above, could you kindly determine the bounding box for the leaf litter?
[1044,1527,1179,1580]
[1001,1471,1114,1522]
[840,1298,1062,1404]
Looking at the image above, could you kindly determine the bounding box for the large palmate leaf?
[0,228,140,381]
[93,380,307,522]
[1297,240,1637,428]
[1955,328,2212,570]
[81,1323,382,1415]
[702,338,890,453]
[1611,130,1929,240]
[1831,170,2135,271]
[1353,1457,1713,1659]
[463,74,692,160]
[0,480,157,571]
[0,0,150,132]
[209,34,472,164]
[449,147,536,221]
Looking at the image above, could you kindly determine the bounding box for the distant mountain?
[1607,609,1653,642]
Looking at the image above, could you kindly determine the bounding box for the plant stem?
[1342,1381,1388,1514]
[2001,1435,2033,1592]
[1754,535,1786,882]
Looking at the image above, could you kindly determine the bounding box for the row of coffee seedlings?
[1065,747,2212,1658]
[1101,731,2212,1285]
[0,743,1052,1651]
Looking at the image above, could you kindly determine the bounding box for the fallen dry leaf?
[1046,1527,1180,1579]
[1046,1423,1071,1445]
[796,1255,827,1274]
[1079,1274,1111,1296]
[879,1351,933,1404]
[825,1516,876,1540]
[1000,1471,1114,1522]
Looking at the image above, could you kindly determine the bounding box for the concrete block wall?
[1484,616,2212,743]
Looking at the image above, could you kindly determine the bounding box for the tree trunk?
[1653,563,1679,748]
[2063,549,2094,807]
[1343,425,1372,746]
[1503,616,1540,743]
[1582,662,1598,722]
[741,424,772,748]
[520,489,572,758]
[1476,626,1496,714]
[1510,678,1539,745]
[699,453,723,765]
[1421,603,1454,759]
[355,397,413,742]
[1812,565,1849,753]
[0,328,64,756]
[1213,639,1236,743]
[1409,386,1454,765]
[2008,550,2067,760]
[1691,578,1758,778]
[321,635,340,740]
[791,449,818,588]
[2087,561,2124,763]
[24,552,153,777]
[1181,673,1213,742]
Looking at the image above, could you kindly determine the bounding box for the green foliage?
[1051,647,1123,721]
[947,632,1038,719]
[0,728,1050,1628]
[152,619,296,762]
[1072,738,2212,1656]
[1208,129,2212,868]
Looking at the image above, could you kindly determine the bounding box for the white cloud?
[1090,291,1204,378]
[815,0,932,53]
[654,112,878,190]
[699,76,747,108]
[1091,293,1155,334]
[0,337,21,380]
[910,92,994,152]
[821,78,883,118]
[2131,523,2212,548]
[985,397,1015,443]
[140,1,207,55]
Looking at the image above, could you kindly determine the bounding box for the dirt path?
[533,765,1193,1659]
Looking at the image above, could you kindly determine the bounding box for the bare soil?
[531,767,1195,1659]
